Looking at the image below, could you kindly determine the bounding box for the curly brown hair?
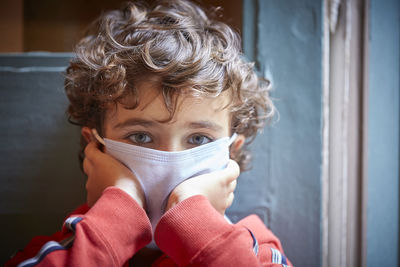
[64,0,275,171]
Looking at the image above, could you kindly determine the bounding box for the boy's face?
[103,80,232,151]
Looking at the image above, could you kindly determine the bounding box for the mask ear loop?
[228,133,238,146]
[91,128,106,146]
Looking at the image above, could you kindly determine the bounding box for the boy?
[7,0,292,266]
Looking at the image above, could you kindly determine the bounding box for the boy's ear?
[231,134,245,153]
[81,127,93,143]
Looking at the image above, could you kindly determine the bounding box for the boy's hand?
[83,140,146,208]
[165,160,240,215]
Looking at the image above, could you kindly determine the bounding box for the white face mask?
[104,134,237,238]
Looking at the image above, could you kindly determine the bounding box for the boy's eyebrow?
[114,118,223,131]
[114,118,156,128]
[186,121,223,131]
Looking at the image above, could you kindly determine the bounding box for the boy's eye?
[187,134,213,146]
[129,133,152,144]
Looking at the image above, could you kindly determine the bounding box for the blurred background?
[0,0,242,52]
[0,0,398,266]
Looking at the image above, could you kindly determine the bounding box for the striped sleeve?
[6,187,152,267]
[270,247,291,266]
[16,240,70,267]
[156,195,293,267]
[64,216,83,232]
[236,214,293,266]
[16,216,84,267]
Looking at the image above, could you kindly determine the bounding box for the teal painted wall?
[0,54,86,263]
[231,1,324,266]
[366,0,399,266]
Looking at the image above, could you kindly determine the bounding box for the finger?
[226,192,235,209]
[228,179,237,191]
[82,157,92,176]
[84,141,101,161]
[227,159,240,176]
[224,160,240,183]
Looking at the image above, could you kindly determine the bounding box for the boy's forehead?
[178,92,232,113]
[105,80,233,125]
[133,79,233,112]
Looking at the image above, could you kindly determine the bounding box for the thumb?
[223,159,240,183]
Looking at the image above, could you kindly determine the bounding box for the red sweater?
[6,187,292,267]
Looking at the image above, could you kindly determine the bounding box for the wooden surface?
[0,0,242,52]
